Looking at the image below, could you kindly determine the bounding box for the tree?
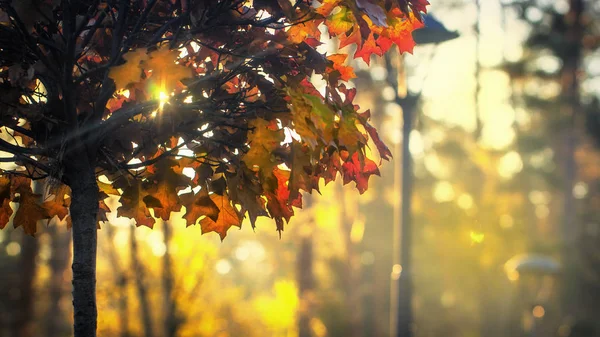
[0,0,427,336]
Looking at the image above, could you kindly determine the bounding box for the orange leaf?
[0,176,13,229]
[180,188,219,226]
[144,45,192,94]
[199,193,241,240]
[108,48,148,90]
[327,53,356,82]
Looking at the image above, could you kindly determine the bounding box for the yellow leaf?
[108,48,148,90]
[199,193,241,240]
[144,45,192,95]
[242,118,284,176]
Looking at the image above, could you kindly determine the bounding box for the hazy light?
[360,251,375,265]
[573,182,588,199]
[529,190,550,205]
[457,193,474,210]
[532,305,545,318]
[370,66,387,81]
[500,214,514,229]
[470,231,485,244]
[216,259,232,275]
[235,246,250,261]
[391,264,402,280]
[535,205,550,219]
[382,86,397,101]
[433,181,455,202]
[6,242,21,256]
[158,91,169,111]
[498,151,523,179]
[507,269,519,281]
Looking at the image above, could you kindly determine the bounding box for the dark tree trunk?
[46,225,72,337]
[69,169,99,337]
[130,225,155,337]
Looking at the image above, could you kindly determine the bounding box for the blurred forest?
[2,0,600,336]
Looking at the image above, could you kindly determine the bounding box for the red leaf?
[342,152,380,194]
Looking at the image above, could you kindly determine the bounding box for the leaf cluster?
[0,0,426,238]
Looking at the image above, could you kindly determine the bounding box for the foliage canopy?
[0,0,426,239]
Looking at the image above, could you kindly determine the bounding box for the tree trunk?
[46,225,72,337]
[130,225,155,337]
[162,221,179,337]
[69,170,99,337]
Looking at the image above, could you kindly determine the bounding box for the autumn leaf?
[287,21,321,44]
[143,158,190,221]
[327,7,355,35]
[354,32,382,64]
[341,151,380,194]
[0,176,12,229]
[11,179,49,236]
[108,48,148,90]
[337,111,367,154]
[180,188,219,226]
[144,45,192,95]
[264,168,302,233]
[242,118,284,177]
[199,193,241,240]
[316,0,340,16]
[327,53,357,82]
[117,180,156,228]
[42,185,71,222]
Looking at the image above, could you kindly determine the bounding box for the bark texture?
[69,170,99,337]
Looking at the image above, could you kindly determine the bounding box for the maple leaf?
[327,7,355,35]
[117,180,156,228]
[143,158,190,221]
[342,151,380,194]
[42,185,71,222]
[288,142,315,200]
[354,32,382,64]
[226,169,268,228]
[199,193,241,240]
[180,188,219,226]
[11,178,49,235]
[264,168,302,233]
[242,118,284,177]
[362,117,393,161]
[327,54,357,82]
[316,0,340,16]
[144,45,192,95]
[0,176,13,229]
[337,111,367,154]
[108,48,148,90]
[287,20,321,44]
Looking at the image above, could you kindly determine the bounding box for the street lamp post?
[388,14,458,337]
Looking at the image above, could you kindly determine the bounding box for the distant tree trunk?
[161,221,180,337]
[105,223,128,337]
[559,0,584,324]
[13,232,39,337]
[46,225,72,337]
[68,165,99,337]
[130,225,154,337]
[340,188,363,337]
[297,196,314,337]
